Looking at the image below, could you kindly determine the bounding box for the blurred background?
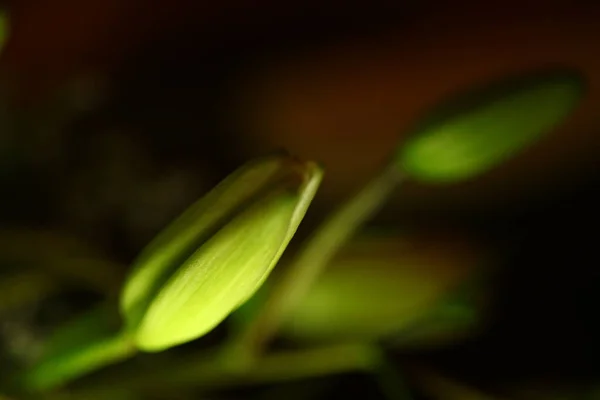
[0,1,599,399]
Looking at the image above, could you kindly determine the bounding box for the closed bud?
[279,232,485,343]
[397,70,585,183]
[120,154,322,352]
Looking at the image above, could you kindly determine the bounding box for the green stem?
[19,332,137,393]
[16,301,137,393]
[68,342,380,396]
[228,163,403,361]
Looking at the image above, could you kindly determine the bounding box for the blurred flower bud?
[279,232,487,344]
[397,70,585,183]
[120,154,322,351]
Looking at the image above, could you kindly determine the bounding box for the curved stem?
[65,342,380,398]
[15,301,137,393]
[228,163,404,361]
[19,332,137,392]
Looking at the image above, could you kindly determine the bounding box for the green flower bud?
[279,232,485,343]
[398,70,585,183]
[120,154,322,352]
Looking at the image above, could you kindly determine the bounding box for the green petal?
[398,70,585,183]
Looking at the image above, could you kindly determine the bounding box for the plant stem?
[67,342,380,397]
[228,163,403,361]
[19,332,137,393]
[15,301,137,393]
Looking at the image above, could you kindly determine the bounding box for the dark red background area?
[5,2,598,217]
